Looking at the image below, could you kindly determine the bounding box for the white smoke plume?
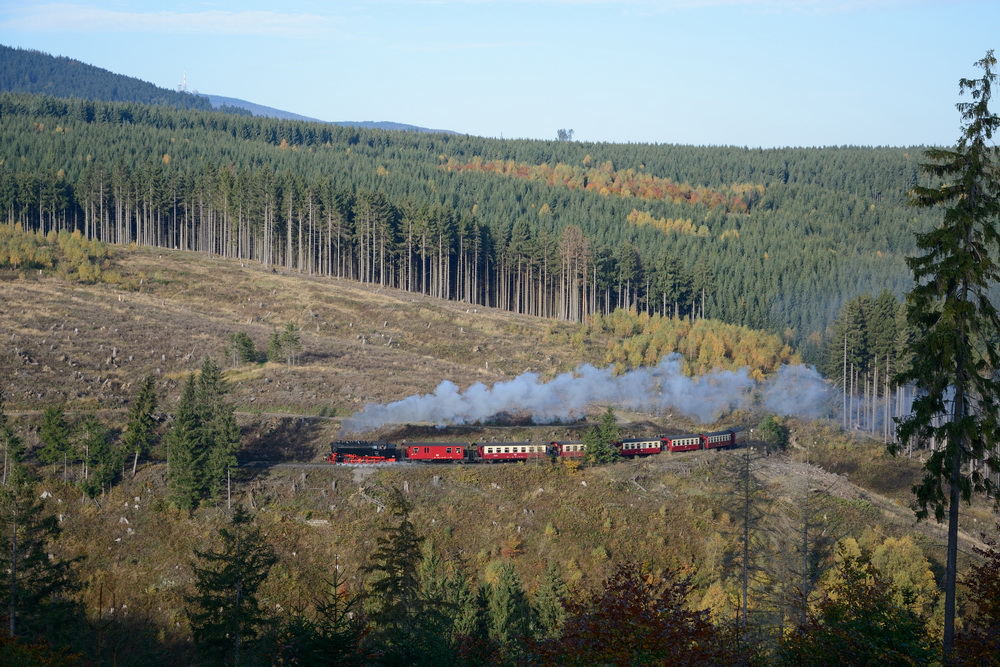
[761,364,835,419]
[340,353,836,435]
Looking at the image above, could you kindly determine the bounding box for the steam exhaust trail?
[340,353,836,435]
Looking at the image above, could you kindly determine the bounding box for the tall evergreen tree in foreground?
[275,564,365,665]
[361,492,452,665]
[186,506,277,666]
[894,50,1000,657]
[532,561,568,640]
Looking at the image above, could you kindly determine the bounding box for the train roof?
[402,441,469,446]
[472,441,534,446]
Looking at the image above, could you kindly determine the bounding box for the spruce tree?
[276,565,364,665]
[756,414,789,452]
[76,413,119,498]
[166,360,240,510]
[280,322,302,367]
[197,358,240,502]
[485,560,532,648]
[166,374,202,511]
[37,403,71,466]
[225,332,259,366]
[584,407,621,464]
[445,566,481,643]
[532,561,567,640]
[186,505,277,666]
[895,50,1000,656]
[720,445,771,636]
[362,493,451,665]
[123,375,158,476]
[266,330,284,363]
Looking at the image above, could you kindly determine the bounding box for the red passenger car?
[551,441,586,458]
[663,433,703,453]
[702,430,737,450]
[477,442,548,462]
[402,442,467,462]
[617,437,664,457]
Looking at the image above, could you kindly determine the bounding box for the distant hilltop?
[0,44,458,135]
[203,94,458,134]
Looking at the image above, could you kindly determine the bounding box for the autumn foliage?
[0,223,114,282]
[591,309,799,380]
[953,525,1000,664]
[626,208,710,238]
[527,562,723,666]
[441,156,761,214]
[778,551,935,666]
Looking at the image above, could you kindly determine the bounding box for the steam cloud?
[339,353,836,435]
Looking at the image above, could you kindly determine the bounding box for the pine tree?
[166,360,240,510]
[894,50,1000,656]
[485,560,532,648]
[186,505,277,666]
[123,375,158,476]
[280,322,302,367]
[362,492,451,665]
[37,403,71,466]
[166,374,202,511]
[275,564,364,665]
[532,561,567,640]
[584,407,621,464]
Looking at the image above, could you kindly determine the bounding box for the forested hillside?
[0,45,214,111]
[0,89,940,360]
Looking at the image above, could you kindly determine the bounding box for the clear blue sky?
[2,0,997,148]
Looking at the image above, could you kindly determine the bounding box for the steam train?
[325,430,738,465]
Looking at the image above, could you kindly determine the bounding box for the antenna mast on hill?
[177,71,187,93]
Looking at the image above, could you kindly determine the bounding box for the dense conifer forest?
[0,86,939,363]
[0,45,215,111]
